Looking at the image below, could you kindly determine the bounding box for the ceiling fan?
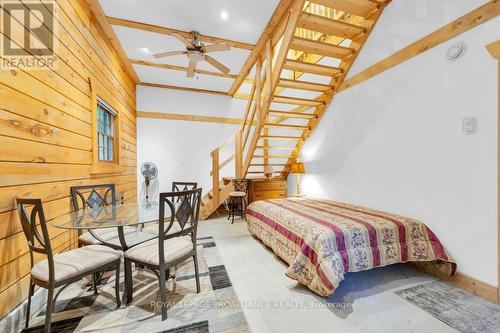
[153,31,231,78]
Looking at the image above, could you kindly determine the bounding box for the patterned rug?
[395,281,500,333]
[24,237,249,332]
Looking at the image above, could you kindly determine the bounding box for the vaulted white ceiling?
[98,0,281,93]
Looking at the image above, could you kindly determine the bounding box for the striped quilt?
[246,198,456,297]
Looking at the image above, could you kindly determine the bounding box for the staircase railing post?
[235,131,242,178]
[211,148,219,209]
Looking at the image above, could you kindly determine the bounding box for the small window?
[96,98,117,161]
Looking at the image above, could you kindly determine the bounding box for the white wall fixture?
[462,117,477,134]
[446,42,467,61]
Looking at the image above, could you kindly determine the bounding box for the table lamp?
[290,162,305,197]
[264,164,274,180]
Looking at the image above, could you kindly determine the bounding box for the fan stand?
[145,176,150,202]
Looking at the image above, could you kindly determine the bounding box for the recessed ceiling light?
[141,47,151,54]
[220,10,228,20]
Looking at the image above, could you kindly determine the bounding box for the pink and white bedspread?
[246,198,456,297]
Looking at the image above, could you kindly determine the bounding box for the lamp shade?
[264,164,274,180]
[290,162,305,174]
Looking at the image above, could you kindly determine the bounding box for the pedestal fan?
[140,162,159,206]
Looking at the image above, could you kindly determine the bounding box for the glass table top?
[52,202,162,230]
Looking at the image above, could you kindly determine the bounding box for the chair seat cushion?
[141,221,182,235]
[229,191,246,197]
[31,245,122,283]
[79,227,156,248]
[124,236,193,267]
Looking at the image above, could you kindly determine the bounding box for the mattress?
[246,197,456,297]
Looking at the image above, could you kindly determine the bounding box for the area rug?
[24,236,249,332]
[395,281,500,333]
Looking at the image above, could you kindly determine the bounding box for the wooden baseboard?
[412,262,499,304]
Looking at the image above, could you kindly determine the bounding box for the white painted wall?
[136,86,245,196]
[289,1,499,286]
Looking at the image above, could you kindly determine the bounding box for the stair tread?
[268,110,318,119]
[283,59,342,76]
[256,145,297,150]
[260,135,303,140]
[253,155,294,158]
[310,0,378,17]
[264,123,311,130]
[277,78,332,92]
[297,12,366,39]
[273,95,325,107]
[290,36,355,59]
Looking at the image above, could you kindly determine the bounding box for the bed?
[246,197,456,297]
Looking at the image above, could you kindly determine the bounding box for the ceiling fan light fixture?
[187,50,204,62]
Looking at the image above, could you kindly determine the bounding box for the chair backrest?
[158,188,202,266]
[171,182,198,202]
[70,184,116,211]
[171,182,198,192]
[234,179,249,193]
[16,199,54,274]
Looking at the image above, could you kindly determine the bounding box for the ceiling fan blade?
[204,55,230,74]
[171,32,193,47]
[187,59,196,77]
[203,43,231,53]
[153,50,186,59]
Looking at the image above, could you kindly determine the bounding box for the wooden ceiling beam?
[227,0,296,96]
[339,0,500,92]
[106,16,255,50]
[297,12,366,39]
[137,111,243,124]
[139,82,228,96]
[310,0,379,17]
[486,40,500,59]
[85,0,139,83]
[129,59,238,79]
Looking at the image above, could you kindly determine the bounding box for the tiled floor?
[16,216,495,333]
[24,235,249,333]
[199,217,459,333]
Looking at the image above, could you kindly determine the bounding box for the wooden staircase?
[199,0,390,220]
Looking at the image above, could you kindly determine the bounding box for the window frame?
[91,81,122,174]
[96,97,117,162]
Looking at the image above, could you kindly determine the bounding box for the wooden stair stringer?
[199,182,234,220]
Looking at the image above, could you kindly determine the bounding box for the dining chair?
[142,181,198,235]
[123,188,202,320]
[171,181,198,193]
[70,184,140,250]
[227,178,249,224]
[16,198,122,333]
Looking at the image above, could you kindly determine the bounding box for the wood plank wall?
[0,0,137,318]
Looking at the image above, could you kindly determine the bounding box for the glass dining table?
[52,202,161,249]
[52,202,162,303]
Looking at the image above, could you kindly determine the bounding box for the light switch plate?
[462,118,476,134]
